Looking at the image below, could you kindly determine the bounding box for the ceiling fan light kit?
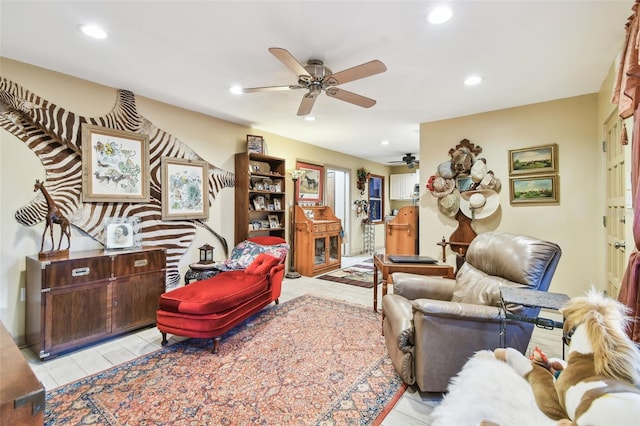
[241,47,387,116]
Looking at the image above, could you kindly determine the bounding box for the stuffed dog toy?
[496,289,640,426]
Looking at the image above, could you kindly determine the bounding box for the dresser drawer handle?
[71,267,90,277]
[134,259,148,268]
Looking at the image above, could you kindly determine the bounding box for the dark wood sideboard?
[25,247,166,360]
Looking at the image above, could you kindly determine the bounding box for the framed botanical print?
[161,157,209,220]
[82,123,150,202]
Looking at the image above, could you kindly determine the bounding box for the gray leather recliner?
[382,231,562,392]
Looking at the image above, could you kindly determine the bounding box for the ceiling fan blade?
[325,87,376,108]
[241,85,303,93]
[269,47,311,77]
[297,92,318,116]
[324,60,387,86]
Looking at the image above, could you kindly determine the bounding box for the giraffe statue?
[34,179,71,252]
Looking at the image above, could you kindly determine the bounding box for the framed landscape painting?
[508,144,557,175]
[81,123,150,202]
[510,174,559,204]
[161,157,209,220]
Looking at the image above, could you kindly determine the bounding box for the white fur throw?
[429,350,555,426]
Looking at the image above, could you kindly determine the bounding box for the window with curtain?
[368,174,384,223]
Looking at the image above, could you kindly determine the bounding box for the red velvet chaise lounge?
[156,236,288,353]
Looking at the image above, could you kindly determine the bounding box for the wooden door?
[44,281,110,355]
[112,272,165,332]
[605,112,630,298]
[111,249,166,332]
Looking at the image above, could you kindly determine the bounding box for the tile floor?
[20,254,563,425]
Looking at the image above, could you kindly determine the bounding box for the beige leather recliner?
[382,231,562,392]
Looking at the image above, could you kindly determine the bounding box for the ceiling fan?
[240,47,387,116]
[389,153,419,169]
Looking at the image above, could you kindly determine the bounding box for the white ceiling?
[0,1,633,165]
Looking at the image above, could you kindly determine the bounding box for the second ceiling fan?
[240,47,387,116]
[389,153,419,169]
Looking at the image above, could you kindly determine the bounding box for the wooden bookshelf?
[234,152,287,245]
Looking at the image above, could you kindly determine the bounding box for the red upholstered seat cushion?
[159,271,269,315]
[245,253,281,275]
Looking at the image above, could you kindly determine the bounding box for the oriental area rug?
[317,264,379,288]
[45,295,403,425]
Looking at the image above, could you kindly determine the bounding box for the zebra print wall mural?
[0,77,235,289]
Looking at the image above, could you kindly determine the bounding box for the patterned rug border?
[373,383,409,425]
[46,294,402,425]
[316,265,377,288]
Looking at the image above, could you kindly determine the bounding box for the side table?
[185,263,221,284]
[499,286,570,356]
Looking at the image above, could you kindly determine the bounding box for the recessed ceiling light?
[304,116,316,121]
[79,24,108,39]
[229,85,243,95]
[381,140,389,145]
[464,75,483,86]
[427,6,453,24]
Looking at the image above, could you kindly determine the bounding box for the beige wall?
[0,55,626,341]
[0,58,389,341]
[419,94,604,298]
[247,129,390,255]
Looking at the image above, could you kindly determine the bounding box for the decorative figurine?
[34,179,71,256]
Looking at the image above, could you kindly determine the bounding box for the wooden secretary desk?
[293,205,342,277]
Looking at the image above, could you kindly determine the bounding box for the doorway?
[325,166,351,256]
[604,111,633,298]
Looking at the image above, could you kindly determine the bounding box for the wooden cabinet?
[25,248,166,359]
[390,172,419,200]
[0,322,45,425]
[294,205,342,276]
[235,152,287,245]
[385,206,419,255]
